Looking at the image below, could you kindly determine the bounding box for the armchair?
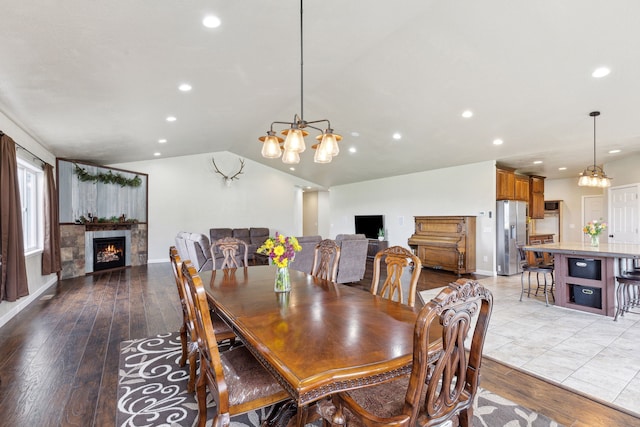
[335,234,369,284]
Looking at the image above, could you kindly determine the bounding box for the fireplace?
[93,237,126,272]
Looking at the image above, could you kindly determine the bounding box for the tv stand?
[367,239,388,260]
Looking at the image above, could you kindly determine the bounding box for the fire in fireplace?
[93,237,126,272]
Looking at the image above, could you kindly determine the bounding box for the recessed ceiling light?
[178,83,192,92]
[154,152,161,156]
[351,131,360,137]
[592,67,611,78]
[166,116,177,122]
[349,147,356,153]
[392,132,402,140]
[558,167,567,171]
[461,110,473,118]
[289,167,295,171]
[158,139,167,143]
[493,139,503,145]
[609,149,621,154]
[202,15,221,28]
[533,160,543,164]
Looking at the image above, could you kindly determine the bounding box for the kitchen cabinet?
[529,176,545,219]
[514,175,530,202]
[496,167,515,200]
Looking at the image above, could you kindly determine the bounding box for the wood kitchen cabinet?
[514,175,530,202]
[529,175,545,219]
[496,167,515,200]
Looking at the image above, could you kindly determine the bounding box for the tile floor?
[420,274,640,416]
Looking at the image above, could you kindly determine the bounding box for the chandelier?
[578,111,611,188]
[258,0,341,164]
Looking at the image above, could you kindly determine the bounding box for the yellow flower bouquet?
[258,233,301,292]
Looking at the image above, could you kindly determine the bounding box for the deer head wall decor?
[212,158,245,186]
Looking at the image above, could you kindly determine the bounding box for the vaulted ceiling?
[1,1,639,187]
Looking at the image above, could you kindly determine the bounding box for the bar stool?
[516,242,555,306]
[615,258,640,321]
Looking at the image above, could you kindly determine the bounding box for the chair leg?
[615,281,626,321]
[179,324,188,367]
[195,370,208,427]
[187,345,197,393]
[543,273,549,307]
[459,406,473,427]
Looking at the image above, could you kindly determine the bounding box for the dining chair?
[311,239,341,281]
[370,246,422,307]
[515,242,554,306]
[170,246,235,392]
[212,237,249,269]
[320,279,493,427]
[181,260,290,427]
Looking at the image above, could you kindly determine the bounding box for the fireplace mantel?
[84,223,136,231]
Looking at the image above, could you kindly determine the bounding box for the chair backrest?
[514,241,528,264]
[407,279,493,425]
[181,260,230,414]
[289,235,322,274]
[371,246,422,307]
[171,247,198,349]
[211,237,248,269]
[334,234,369,284]
[311,239,341,281]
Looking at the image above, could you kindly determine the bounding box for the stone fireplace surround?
[60,223,147,279]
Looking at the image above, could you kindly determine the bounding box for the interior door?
[582,195,605,244]
[609,185,640,244]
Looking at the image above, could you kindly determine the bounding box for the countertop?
[523,241,640,258]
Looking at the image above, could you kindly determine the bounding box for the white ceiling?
[1,0,640,188]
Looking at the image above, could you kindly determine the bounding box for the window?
[17,158,43,254]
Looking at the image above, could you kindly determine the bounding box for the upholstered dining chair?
[181,260,290,427]
[319,279,493,427]
[371,246,422,307]
[311,239,341,282]
[169,246,235,392]
[212,237,249,269]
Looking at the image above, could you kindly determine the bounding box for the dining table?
[198,265,440,426]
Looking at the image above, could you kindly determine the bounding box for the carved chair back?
[326,279,493,427]
[311,239,341,282]
[181,260,288,426]
[212,237,248,269]
[170,246,199,391]
[371,246,422,307]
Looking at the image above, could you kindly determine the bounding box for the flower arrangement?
[583,219,607,237]
[257,233,302,268]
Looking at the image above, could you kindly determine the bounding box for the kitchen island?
[523,241,640,317]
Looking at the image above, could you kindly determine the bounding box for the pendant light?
[258,0,342,164]
[578,111,612,188]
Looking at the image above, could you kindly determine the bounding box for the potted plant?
[378,228,385,241]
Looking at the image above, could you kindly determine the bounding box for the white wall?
[544,154,640,244]
[111,151,317,263]
[0,111,58,327]
[329,161,496,275]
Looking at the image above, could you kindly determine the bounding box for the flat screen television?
[354,215,384,239]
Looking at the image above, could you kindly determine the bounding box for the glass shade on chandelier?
[577,111,611,188]
[578,166,611,188]
[259,131,283,159]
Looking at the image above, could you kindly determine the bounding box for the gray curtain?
[0,133,29,302]
[42,163,61,276]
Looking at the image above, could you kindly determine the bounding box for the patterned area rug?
[117,332,562,427]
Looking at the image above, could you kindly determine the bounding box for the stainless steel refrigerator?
[496,200,527,275]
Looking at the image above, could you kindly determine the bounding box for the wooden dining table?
[199,265,438,426]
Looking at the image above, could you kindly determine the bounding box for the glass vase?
[274,266,291,292]
[590,235,600,247]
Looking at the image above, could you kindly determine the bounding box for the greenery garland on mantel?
[73,164,142,188]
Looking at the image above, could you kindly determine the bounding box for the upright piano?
[408,216,476,276]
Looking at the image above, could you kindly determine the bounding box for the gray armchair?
[176,232,213,272]
[335,234,369,283]
[289,235,322,274]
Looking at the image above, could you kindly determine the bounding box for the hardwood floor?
[0,263,637,426]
